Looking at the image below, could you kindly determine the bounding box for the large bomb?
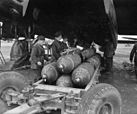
[41,62,59,84]
[56,75,73,87]
[86,53,101,68]
[81,48,96,60]
[57,54,82,73]
[72,62,95,88]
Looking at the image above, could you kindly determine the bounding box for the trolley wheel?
[0,98,8,114]
[0,72,28,104]
[77,83,121,114]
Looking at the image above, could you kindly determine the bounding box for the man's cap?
[34,34,38,39]
[37,35,45,40]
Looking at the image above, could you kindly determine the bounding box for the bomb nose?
[42,74,47,82]
[58,64,64,72]
[75,77,80,83]
[43,79,47,82]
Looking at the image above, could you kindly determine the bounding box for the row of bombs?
[41,48,101,88]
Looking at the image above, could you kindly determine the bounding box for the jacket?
[61,42,68,52]
[51,39,62,61]
[30,42,45,69]
[10,40,29,61]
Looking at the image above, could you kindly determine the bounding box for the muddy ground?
[0,41,136,114]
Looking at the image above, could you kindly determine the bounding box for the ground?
[0,41,136,114]
[101,43,137,114]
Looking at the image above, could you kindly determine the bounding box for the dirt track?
[100,62,137,114]
[103,44,137,114]
[0,41,136,114]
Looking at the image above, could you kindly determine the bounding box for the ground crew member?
[10,36,29,61]
[61,36,69,51]
[10,36,30,69]
[30,35,45,70]
[130,43,137,77]
[50,31,63,61]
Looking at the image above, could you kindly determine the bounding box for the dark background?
[0,0,137,39]
[25,0,137,35]
[114,0,137,34]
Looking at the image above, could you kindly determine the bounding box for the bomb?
[41,62,59,84]
[86,53,101,68]
[72,62,95,88]
[56,75,73,87]
[57,54,82,73]
[81,48,96,60]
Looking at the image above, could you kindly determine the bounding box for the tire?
[0,99,8,114]
[0,71,28,102]
[77,83,121,114]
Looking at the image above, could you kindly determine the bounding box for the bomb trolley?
[3,59,121,114]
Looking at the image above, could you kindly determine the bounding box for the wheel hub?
[1,87,18,106]
[98,104,112,114]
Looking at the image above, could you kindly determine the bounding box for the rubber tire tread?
[0,99,8,114]
[0,71,28,94]
[77,83,121,114]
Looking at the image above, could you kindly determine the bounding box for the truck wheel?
[0,99,8,114]
[0,72,28,103]
[77,83,121,114]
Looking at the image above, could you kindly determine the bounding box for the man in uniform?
[61,36,69,51]
[10,36,30,69]
[10,36,29,61]
[30,35,45,70]
[130,42,137,77]
[50,31,63,61]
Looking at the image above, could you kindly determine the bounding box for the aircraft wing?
[118,35,137,43]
